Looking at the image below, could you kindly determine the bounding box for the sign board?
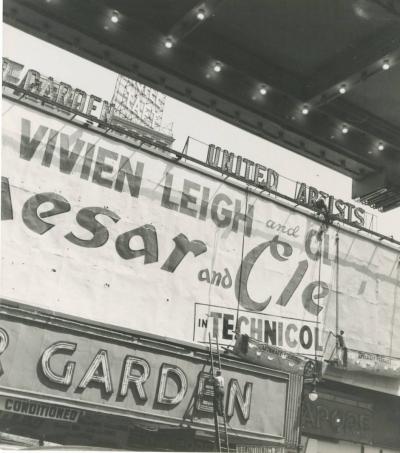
[236,447,285,453]
[232,334,310,375]
[206,144,367,228]
[0,309,301,446]
[346,349,400,378]
[1,98,400,363]
[111,75,168,133]
[302,392,373,444]
[0,396,81,422]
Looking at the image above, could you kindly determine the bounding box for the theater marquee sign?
[0,305,302,446]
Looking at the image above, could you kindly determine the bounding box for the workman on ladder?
[213,369,225,416]
[336,330,347,367]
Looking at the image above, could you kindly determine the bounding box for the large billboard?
[1,98,400,363]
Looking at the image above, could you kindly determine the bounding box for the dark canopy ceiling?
[4,0,400,210]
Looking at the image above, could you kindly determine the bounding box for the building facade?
[1,59,400,452]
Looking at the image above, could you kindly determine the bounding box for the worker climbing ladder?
[208,334,230,453]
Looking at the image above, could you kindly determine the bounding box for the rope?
[389,255,400,359]
[234,186,249,334]
[335,228,340,346]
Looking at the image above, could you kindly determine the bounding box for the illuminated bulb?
[378,142,385,151]
[301,105,309,115]
[309,389,318,402]
[213,62,222,72]
[341,125,349,134]
[110,10,120,23]
[196,9,206,20]
[259,85,267,96]
[382,60,390,71]
[336,417,341,424]
[164,37,173,49]
[339,84,347,95]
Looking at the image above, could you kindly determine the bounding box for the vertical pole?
[209,333,215,375]
[215,334,222,370]
[235,187,249,334]
[388,256,400,359]
[315,231,323,372]
[335,230,339,341]
[182,136,189,156]
[296,383,306,453]
[215,335,229,452]
[209,334,221,452]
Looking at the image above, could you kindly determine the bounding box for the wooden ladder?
[208,334,230,453]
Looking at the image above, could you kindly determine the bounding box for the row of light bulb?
[255,349,296,367]
[106,8,391,154]
[255,346,322,401]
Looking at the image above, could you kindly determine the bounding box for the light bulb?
[213,62,222,72]
[339,84,347,95]
[110,10,120,23]
[378,142,385,151]
[301,105,309,115]
[259,85,267,96]
[309,390,318,402]
[196,9,206,20]
[164,38,173,49]
[341,125,349,134]
[382,60,390,71]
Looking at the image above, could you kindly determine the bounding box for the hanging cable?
[335,228,340,349]
[235,187,249,334]
[315,228,323,372]
[389,255,400,359]
[308,224,324,402]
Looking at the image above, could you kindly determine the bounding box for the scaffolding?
[111,75,173,136]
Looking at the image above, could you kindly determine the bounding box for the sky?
[2,23,399,240]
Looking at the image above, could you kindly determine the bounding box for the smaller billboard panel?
[0,306,302,446]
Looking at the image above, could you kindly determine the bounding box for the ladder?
[208,334,230,453]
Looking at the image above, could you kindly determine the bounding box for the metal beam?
[304,23,400,104]
[323,99,400,150]
[166,0,226,43]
